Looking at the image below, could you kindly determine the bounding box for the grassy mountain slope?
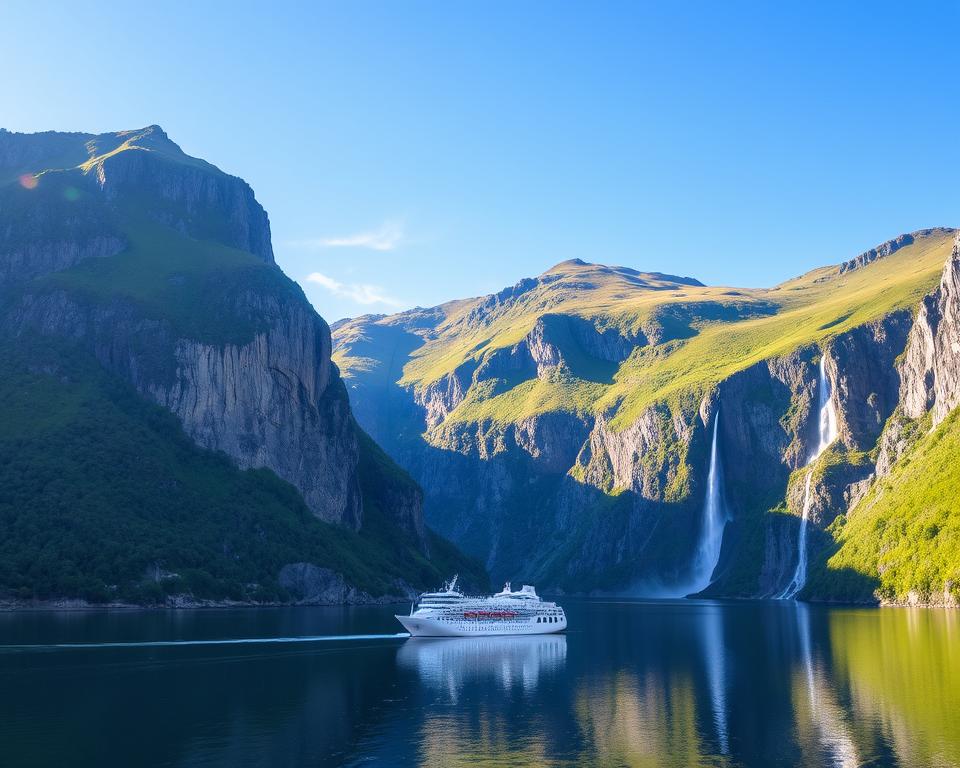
[804,407,960,605]
[0,339,486,603]
[336,230,956,432]
[41,208,297,345]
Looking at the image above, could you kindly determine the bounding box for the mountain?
[0,125,484,605]
[333,228,960,605]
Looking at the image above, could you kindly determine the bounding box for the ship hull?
[396,614,566,637]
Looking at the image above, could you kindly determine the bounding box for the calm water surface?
[1,599,957,767]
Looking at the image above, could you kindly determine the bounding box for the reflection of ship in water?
[397,634,567,699]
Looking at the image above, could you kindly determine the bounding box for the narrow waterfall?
[689,414,727,593]
[779,354,838,600]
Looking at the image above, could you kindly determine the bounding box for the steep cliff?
[0,126,483,605]
[805,234,960,605]
[334,229,958,599]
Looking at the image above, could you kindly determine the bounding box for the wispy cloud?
[305,272,402,307]
[289,219,405,252]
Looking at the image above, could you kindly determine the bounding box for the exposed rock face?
[415,361,477,430]
[899,235,960,426]
[576,405,693,498]
[278,563,416,604]
[90,126,275,263]
[875,410,919,478]
[6,285,364,528]
[717,351,818,488]
[0,170,126,286]
[839,234,915,274]
[0,128,88,175]
[836,229,953,275]
[408,412,593,579]
[151,307,362,528]
[872,234,960,478]
[830,313,912,449]
[529,314,645,370]
[576,321,646,362]
[0,233,126,287]
[757,516,799,598]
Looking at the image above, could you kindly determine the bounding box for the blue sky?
[3,2,959,321]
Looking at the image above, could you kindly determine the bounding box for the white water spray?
[779,355,838,600]
[689,414,728,593]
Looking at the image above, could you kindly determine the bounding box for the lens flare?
[63,186,80,202]
[18,174,38,190]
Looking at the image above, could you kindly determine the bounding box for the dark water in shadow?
[0,599,957,767]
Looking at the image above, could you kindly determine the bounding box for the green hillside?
[805,408,960,605]
[336,230,956,432]
[42,207,297,345]
[0,337,482,604]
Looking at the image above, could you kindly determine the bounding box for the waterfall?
[779,354,838,600]
[689,414,727,593]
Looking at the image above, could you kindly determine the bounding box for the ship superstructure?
[396,576,567,637]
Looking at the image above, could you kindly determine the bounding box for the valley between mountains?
[2,124,958,609]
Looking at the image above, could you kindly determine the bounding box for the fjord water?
[2,601,958,768]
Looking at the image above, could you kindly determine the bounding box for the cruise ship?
[395,576,567,637]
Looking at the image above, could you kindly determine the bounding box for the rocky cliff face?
[0,173,126,285]
[89,126,275,263]
[871,235,960,478]
[5,288,363,527]
[836,228,953,275]
[899,235,960,426]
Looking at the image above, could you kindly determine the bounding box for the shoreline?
[1,594,956,612]
[0,595,412,612]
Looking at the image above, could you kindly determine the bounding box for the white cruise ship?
[395,576,567,637]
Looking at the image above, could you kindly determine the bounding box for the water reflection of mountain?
[396,635,567,698]
[793,603,860,767]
